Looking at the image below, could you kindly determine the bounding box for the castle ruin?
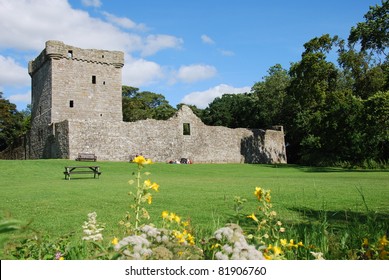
[27,40,287,163]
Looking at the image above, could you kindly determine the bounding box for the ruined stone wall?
[63,106,287,163]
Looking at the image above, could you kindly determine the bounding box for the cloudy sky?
[0,0,380,110]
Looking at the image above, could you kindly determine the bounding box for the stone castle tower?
[28,40,124,158]
[27,40,286,163]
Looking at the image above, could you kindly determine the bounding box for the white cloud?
[102,12,147,31]
[201,34,215,45]
[9,91,31,104]
[0,0,138,52]
[181,84,251,108]
[0,0,185,90]
[122,57,164,87]
[0,55,30,87]
[0,0,182,56]
[176,64,217,83]
[141,35,184,57]
[81,0,101,7]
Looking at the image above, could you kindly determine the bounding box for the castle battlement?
[29,40,124,76]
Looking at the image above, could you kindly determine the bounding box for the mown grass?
[1,159,388,244]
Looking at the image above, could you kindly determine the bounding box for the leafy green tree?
[122,86,176,122]
[202,93,257,128]
[0,92,24,151]
[362,90,389,160]
[348,0,389,58]
[284,35,341,163]
[338,47,388,99]
[251,64,290,128]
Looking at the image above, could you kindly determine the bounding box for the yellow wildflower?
[297,241,304,247]
[247,213,258,222]
[280,239,287,246]
[174,215,181,224]
[379,235,388,247]
[151,182,159,192]
[264,253,272,260]
[111,237,119,245]
[182,220,190,227]
[162,211,169,219]
[254,187,263,200]
[289,239,298,249]
[144,179,151,187]
[272,246,282,256]
[362,238,369,247]
[187,233,195,245]
[211,243,221,249]
[59,257,64,260]
[147,195,152,204]
[133,155,152,166]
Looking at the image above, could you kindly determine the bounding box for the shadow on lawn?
[257,163,389,173]
[286,206,389,227]
[227,206,389,235]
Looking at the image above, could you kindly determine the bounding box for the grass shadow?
[286,206,389,231]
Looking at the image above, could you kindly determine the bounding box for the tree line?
[1,1,388,166]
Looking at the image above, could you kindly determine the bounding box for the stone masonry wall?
[64,106,287,163]
[28,40,124,159]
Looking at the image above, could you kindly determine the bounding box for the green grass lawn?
[1,159,389,240]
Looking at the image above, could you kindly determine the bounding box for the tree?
[122,86,176,122]
[362,90,389,160]
[251,64,290,128]
[0,92,24,151]
[284,35,341,163]
[202,93,257,129]
[348,0,389,59]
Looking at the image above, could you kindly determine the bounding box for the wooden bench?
[64,166,101,180]
[76,153,97,162]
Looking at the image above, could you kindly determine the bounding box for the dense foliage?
[0,92,28,152]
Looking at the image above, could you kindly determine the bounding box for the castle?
[27,40,287,163]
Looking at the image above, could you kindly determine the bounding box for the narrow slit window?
[92,75,96,84]
[69,100,74,108]
[183,123,191,135]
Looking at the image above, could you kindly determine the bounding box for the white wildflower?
[311,251,325,260]
[212,224,265,260]
[82,212,104,241]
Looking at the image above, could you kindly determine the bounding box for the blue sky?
[0,0,382,110]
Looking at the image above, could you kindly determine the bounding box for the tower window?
[183,123,191,135]
[92,75,96,84]
[67,50,73,58]
[69,100,74,108]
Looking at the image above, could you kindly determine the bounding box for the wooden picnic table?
[64,166,101,180]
